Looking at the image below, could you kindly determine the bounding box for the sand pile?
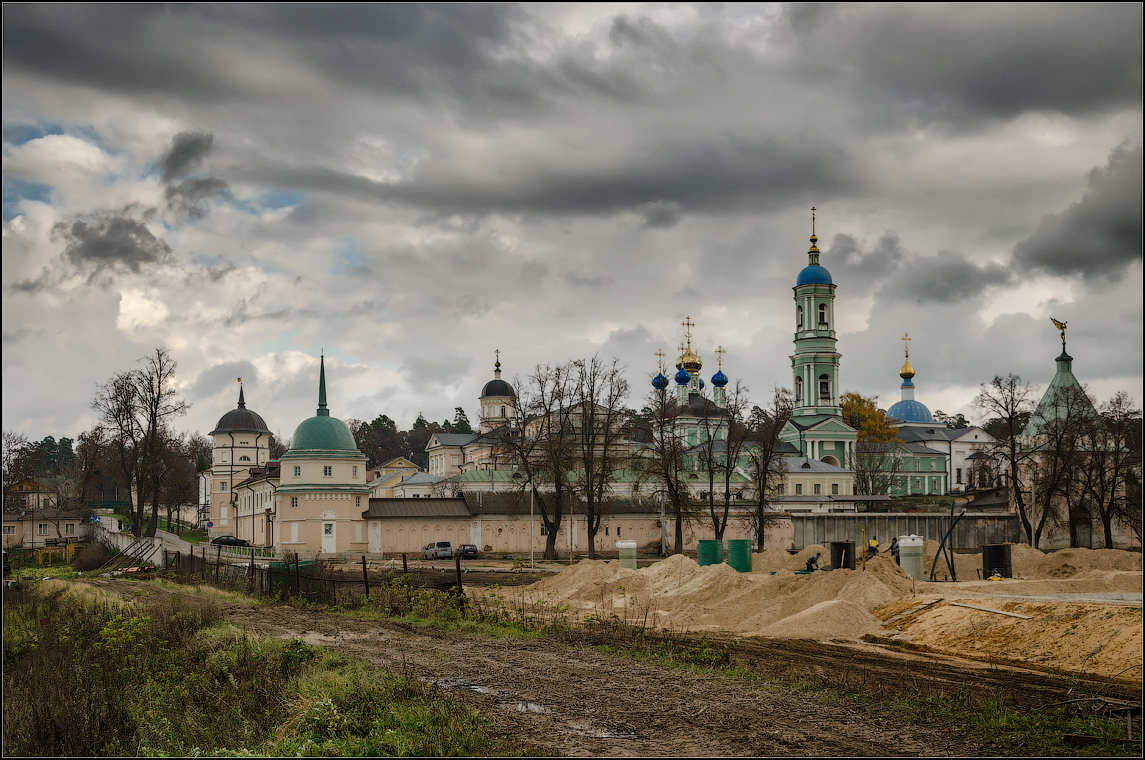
[762,600,882,638]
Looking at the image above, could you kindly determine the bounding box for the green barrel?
[726,539,753,573]
[696,540,723,567]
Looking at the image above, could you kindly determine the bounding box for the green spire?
[317,353,329,417]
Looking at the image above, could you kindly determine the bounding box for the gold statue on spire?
[1051,317,1067,349]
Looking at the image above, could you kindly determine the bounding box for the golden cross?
[654,348,665,372]
[811,206,816,235]
[902,332,910,359]
[715,345,725,369]
[681,316,694,341]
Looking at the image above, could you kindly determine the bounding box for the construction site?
[496,543,1142,685]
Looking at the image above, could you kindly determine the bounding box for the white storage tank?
[616,540,638,570]
[899,534,926,580]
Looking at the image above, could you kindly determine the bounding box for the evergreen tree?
[452,407,473,433]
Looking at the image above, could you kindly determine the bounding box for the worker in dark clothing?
[890,537,900,565]
[805,552,821,572]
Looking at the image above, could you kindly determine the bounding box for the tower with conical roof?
[277,354,369,555]
[887,332,934,427]
[207,379,272,536]
[780,209,856,466]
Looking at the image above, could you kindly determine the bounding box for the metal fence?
[791,512,1021,552]
[161,548,465,608]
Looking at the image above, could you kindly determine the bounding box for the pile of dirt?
[478,545,1142,680]
[876,596,1143,684]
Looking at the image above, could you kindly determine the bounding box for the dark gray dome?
[210,387,271,435]
[481,378,515,398]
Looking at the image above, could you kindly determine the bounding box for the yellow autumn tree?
[841,392,897,442]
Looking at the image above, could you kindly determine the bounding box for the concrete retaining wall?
[792,512,1021,551]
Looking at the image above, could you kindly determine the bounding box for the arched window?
[818,303,827,325]
[797,305,803,328]
[818,374,830,401]
[794,376,803,402]
[501,405,506,418]
[239,455,251,462]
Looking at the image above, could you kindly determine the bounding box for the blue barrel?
[727,539,753,573]
[696,540,723,566]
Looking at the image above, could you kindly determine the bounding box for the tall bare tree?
[570,356,629,559]
[745,387,793,551]
[715,380,752,541]
[3,430,30,508]
[1079,391,1141,548]
[636,383,699,555]
[494,362,579,559]
[91,348,189,537]
[973,374,1040,546]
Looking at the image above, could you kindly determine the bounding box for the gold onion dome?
[900,357,915,380]
[678,345,702,374]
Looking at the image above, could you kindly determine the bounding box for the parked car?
[423,540,452,559]
[209,535,250,547]
[458,544,478,559]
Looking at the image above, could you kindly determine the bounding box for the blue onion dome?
[699,378,705,390]
[887,399,933,424]
[797,218,833,285]
[796,264,833,285]
[711,369,728,387]
[652,372,669,390]
[674,367,691,385]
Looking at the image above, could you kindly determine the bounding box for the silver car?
[423,541,452,559]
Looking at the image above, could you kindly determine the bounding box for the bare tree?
[91,349,189,537]
[716,380,752,540]
[3,430,30,509]
[974,375,1040,546]
[1026,383,1097,548]
[570,356,630,559]
[493,363,579,559]
[745,387,793,551]
[635,383,700,555]
[1080,391,1141,548]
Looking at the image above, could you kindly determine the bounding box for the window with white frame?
[220,481,227,491]
[352,466,358,478]
[3,525,14,535]
[795,484,803,495]
[290,497,298,508]
[831,483,839,495]
[324,466,332,477]
[38,523,48,535]
[818,303,827,325]
[294,466,301,477]
[813,483,821,495]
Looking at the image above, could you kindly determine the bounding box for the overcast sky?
[3,3,1142,445]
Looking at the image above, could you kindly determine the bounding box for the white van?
[423,541,452,559]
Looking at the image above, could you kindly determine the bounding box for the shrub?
[73,542,112,572]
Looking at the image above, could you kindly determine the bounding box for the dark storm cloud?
[159,131,228,217]
[636,200,684,229]
[831,231,1011,304]
[882,253,1013,305]
[160,130,214,182]
[3,4,533,110]
[790,4,1142,122]
[50,208,171,276]
[1,5,241,102]
[1013,143,1143,281]
[243,132,861,217]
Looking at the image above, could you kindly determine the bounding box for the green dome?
[290,414,357,451]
